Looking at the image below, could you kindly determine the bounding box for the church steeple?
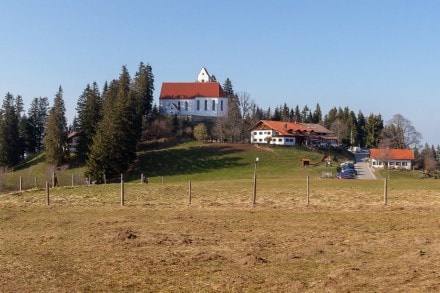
[197,67,212,82]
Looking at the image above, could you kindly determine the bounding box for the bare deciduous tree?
[330,119,347,145]
[237,92,257,142]
[380,114,421,149]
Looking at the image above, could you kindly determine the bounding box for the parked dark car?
[341,168,357,175]
[336,168,357,179]
[336,172,356,179]
[341,162,355,170]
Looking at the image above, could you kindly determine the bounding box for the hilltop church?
[159,68,229,121]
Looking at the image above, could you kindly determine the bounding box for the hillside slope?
[0,141,349,192]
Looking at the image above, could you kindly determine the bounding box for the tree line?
[0,63,438,179]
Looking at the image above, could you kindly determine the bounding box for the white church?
[159,68,229,121]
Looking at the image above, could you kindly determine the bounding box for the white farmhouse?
[249,120,337,147]
[159,68,229,121]
[369,148,415,170]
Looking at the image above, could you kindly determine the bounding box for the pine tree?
[133,62,154,118]
[301,105,310,122]
[0,93,21,167]
[86,66,141,180]
[44,87,68,166]
[75,82,102,162]
[281,103,290,122]
[312,103,322,123]
[15,95,26,159]
[364,114,383,148]
[323,107,337,129]
[346,111,358,146]
[293,105,301,122]
[26,97,49,153]
[357,111,366,147]
[223,78,234,97]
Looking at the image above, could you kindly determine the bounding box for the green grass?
[0,141,435,193]
[132,141,350,183]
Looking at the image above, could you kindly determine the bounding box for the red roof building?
[369,148,415,170]
[159,68,229,120]
[249,120,337,146]
[159,82,226,100]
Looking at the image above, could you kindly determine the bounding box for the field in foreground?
[1,178,440,292]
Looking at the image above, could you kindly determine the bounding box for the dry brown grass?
[1,179,440,292]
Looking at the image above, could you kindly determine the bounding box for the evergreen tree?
[18,114,28,159]
[357,111,366,147]
[437,145,440,169]
[26,97,49,153]
[214,78,241,142]
[323,107,337,129]
[272,106,281,121]
[364,113,383,148]
[281,103,290,122]
[86,66,140,180]
[0,93,21,167]
[312,103,322,123]
[132,62,154,118]
[75,82,103,162]
[346,111,358,146]
[293,105,301,122]
[223,78,234,97]
[44,87,68,166]
[301,105,310,122]
[15,95,26,159]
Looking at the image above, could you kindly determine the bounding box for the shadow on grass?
[129,144,247,179]
[14,153,46,171]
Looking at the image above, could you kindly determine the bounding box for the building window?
[185,101,188,111]
[212,100,215,111]
[197,100,200,111]
[204,100,208,111]
[259,132,263,135]
[177,101,181,110]
[220,100,224,111]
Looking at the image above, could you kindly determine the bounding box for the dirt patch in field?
[116,229,137,241]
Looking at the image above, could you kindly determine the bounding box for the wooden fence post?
[19,176,23,192]
[384,178,388,205]
[188,181,192,205]
[72,174,74,187]
[306,176,310,205]
[46,181,50,206]
[120,174,124,206]
[35,176,38,189]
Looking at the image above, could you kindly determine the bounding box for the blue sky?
[1,0,439,146]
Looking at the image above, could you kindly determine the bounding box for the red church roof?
[159,82,226,99]
[370,149,415,160]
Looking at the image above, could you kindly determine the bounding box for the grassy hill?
[2,141,342,192]
[131,141,351,182]
[0,140,432,192]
